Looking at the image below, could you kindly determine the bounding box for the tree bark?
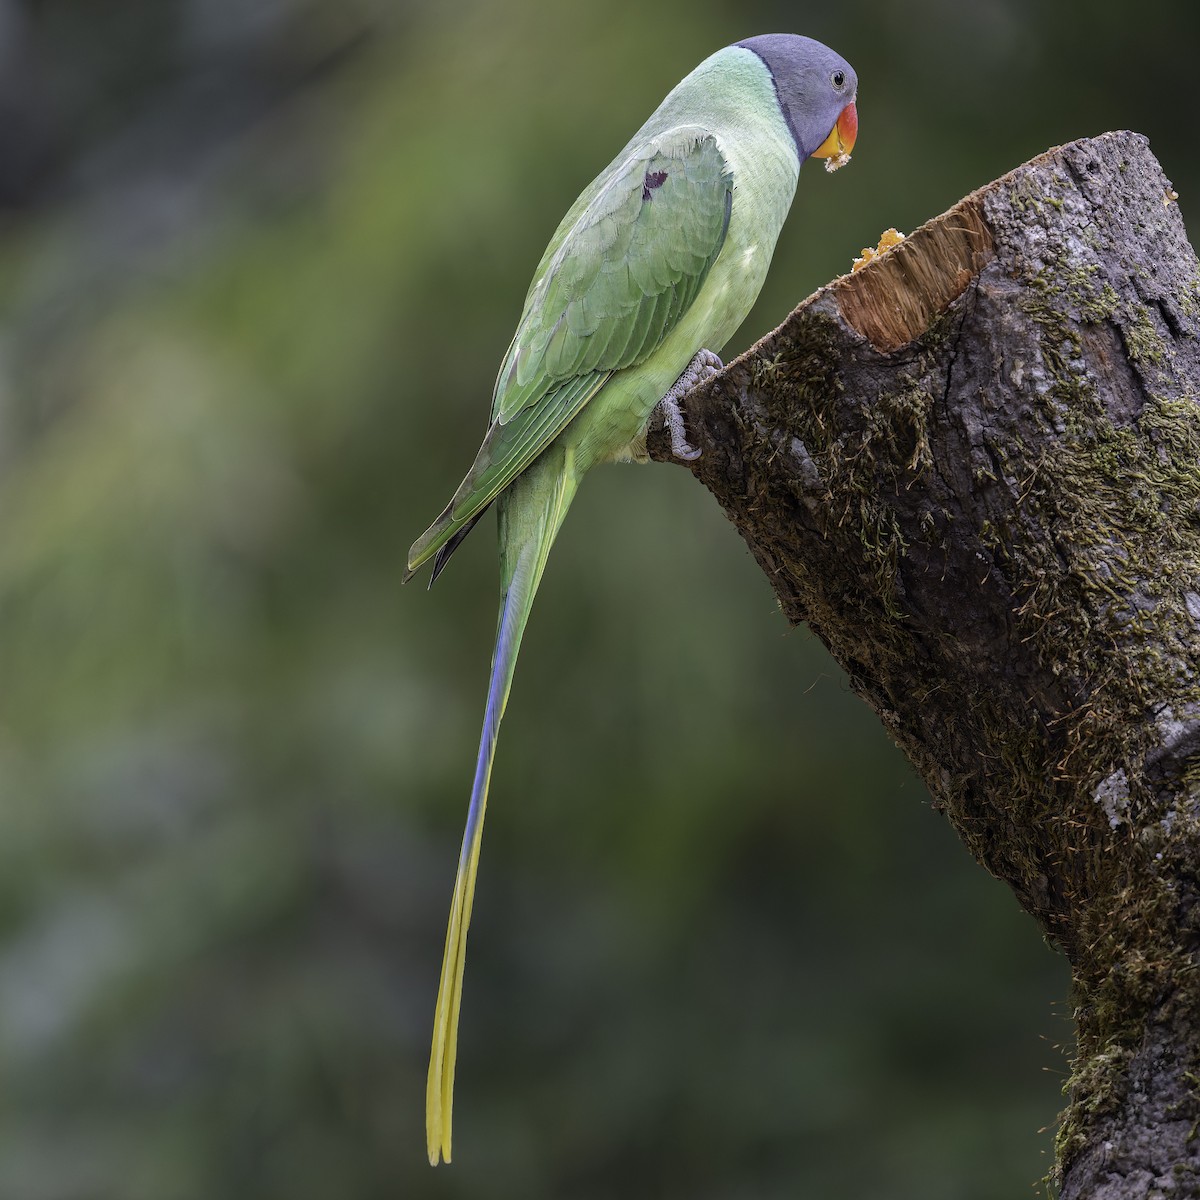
[647,131,1200,1198]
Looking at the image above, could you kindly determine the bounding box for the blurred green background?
[0,1,1194,1196]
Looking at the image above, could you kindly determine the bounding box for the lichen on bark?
[648,132,1200,1197]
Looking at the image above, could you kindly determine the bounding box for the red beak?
[813,100,858,161]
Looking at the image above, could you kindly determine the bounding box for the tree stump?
[648,131,1200,1198]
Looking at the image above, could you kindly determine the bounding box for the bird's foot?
[656,348,722,462]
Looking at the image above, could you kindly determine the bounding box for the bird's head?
[739,34,858,166]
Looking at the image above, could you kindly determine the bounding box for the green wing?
[406,125,733,576]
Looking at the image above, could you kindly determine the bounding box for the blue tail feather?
[426,450,579,1166]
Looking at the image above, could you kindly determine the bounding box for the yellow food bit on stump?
[852,227,906,272]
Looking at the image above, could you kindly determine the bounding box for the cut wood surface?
[648,131,1200,1198]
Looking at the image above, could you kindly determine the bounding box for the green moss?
[749,351,786,389]
[1081,283,1120,324]
[1179,266,1200,317]
[873,377,935,474]
[768,316,963,626]
[1124,304,1166,363]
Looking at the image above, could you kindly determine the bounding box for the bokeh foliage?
[0,0,1195,1195]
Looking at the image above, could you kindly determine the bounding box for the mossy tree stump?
[648,131,1200,1198]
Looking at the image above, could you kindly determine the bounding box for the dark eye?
[832,70,846,89]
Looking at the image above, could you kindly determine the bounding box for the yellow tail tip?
[425,1075,450,1164]
[425,1078,453,1164]
[425,1042,453,1165]
[427,869,468,1169]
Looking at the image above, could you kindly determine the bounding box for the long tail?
[426,446,580,1166]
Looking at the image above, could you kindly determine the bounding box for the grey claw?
[656,348,723,462]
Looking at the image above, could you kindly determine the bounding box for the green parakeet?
[407,33,859,1164]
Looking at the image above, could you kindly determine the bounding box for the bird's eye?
[831,70,846,89]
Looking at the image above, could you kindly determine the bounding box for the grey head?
[739,34,858,160]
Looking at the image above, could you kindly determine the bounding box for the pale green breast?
[563,46,801,469]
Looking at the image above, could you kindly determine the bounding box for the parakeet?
[407,33,858,1164]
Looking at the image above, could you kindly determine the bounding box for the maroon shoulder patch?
[642,170,668,201]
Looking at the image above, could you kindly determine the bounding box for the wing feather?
[406,126,733,576]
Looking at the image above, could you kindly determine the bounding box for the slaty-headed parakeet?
[407,33,859,1164]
